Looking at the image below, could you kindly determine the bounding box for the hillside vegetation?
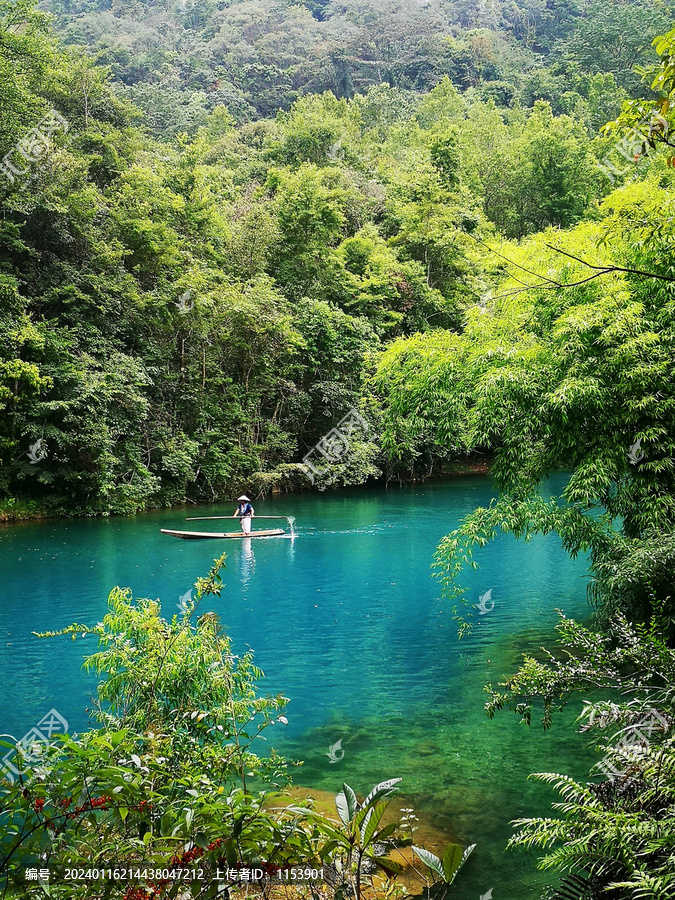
[3,0,671,516]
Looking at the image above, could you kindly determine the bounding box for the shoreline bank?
[0,459,491,525]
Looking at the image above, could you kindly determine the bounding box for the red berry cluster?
[167,835,229,871]
[169,844,203,867]
[261,862,283,876]
[26,793,75,817]
[123,888,153,900]
[121,836,250,900]
[66,796,109,820]
[207,838,224,852]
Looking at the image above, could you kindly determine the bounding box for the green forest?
[2,0,675,896]
[2,0,674,517]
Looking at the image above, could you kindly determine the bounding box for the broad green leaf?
[442,843,476,884]
[343,783,358,820]
[412,846,444,878]
[363,778,401,808]
[374,821,398,841]
[371,856,405,876]
[361,801,387,846]
[440,844,463,882]
[335,790,351,826]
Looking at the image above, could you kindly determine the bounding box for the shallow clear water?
[0,476,597,898]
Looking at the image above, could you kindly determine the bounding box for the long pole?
[185,515,291,521]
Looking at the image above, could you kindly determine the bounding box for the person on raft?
[233,494,254,535]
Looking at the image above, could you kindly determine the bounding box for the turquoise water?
[0,477,597,898]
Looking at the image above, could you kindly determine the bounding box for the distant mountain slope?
[42,0,674,135]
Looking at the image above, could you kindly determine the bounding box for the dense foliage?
[486,613,675,897]
[43,0,674,130]
[3,0,645,517]
[373,174,675,629]
[369,28,675,897]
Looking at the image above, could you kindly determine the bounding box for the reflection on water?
[240,537,255,589]
[0,477,595,899]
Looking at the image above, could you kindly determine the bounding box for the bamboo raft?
[160,528,286,540]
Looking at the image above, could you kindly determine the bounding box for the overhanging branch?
[474,236,675,304]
